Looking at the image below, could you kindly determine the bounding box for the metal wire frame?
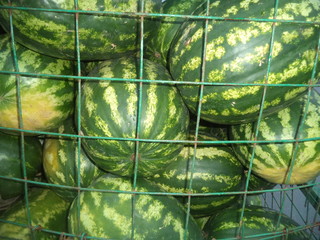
[0,0,319,239]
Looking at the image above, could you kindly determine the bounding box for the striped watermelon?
[68,173,204,239]
[203,204,308,239]
[79,57,190,178]
[0,188,71,239]
[169,0,320,124]
[0,0,161,60]
[0,34,75,133]
[230,89,320,185]
[0,132,42,200]
[43,118,104,201]
[146,0,206,66]
[150,134,244,217]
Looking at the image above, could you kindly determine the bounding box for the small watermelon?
[149,132,244,217]
[0,34,75,133]
[79,57,190,178]
[169,0,320,124]
[203,204,308,239]
[0,188,71,239]
[68,174,204,239]
[0,132,42,200]
[43,118,104,201]
[0,0,162,60]
[230,89,320,185]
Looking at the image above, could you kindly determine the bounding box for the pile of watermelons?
[0,0,319,239]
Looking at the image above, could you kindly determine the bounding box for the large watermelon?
[146,0,206,66]
[0,188,71,239]
[230,89,320,185]
[169,0,320,124]
[68,174,204,239]
[149,135,244,217]
[0,132,42,200]
[0,34,74,133]
[0,0,162,60]
[43,118,104,201]
[203,205,309,239]
[79,57,190,178]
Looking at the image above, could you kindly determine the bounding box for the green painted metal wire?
[1,70,319,87]
[7,1,34,239]
[0,0,319,239]
[0,5,319,25]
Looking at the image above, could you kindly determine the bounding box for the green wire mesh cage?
[0,0,319,239]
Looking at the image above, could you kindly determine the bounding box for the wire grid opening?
[0,0,319,239]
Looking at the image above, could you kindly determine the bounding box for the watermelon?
[0,188,71,239]
[43,118,105,201]
[246,171,277,192]
[149,134,244,217]
[68,173,204,239]
[0,34,75,133]
[203,205,308,239]
[146,0,206,66]
[0,0,162,60]
[169,0,320,124]
[79,57,190,178]
[0,132,42,200]
[230,89,320,185]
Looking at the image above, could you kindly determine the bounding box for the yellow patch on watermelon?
[254,160,320,184]
[0,90,63,131]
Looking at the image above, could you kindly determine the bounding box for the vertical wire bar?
[74,0,82,238]
[237,0,279,238]
[307,181,320,240]
[309,198,320,239]
[183,1,210,239]
[7,1,34,238]
[276,27,320,231]
[131,1,145,239]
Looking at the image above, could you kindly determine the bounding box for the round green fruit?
[0,35,74,133]
[0,0,161,60]
[68,174,204,239]
[43,119,104,201]
[0,132,42,200]
[169,0,320,124]
[230,89,320,185]
[203,205,308,239]
[79,57,190,178]
[0,188,71,239]
[150,135,244,217]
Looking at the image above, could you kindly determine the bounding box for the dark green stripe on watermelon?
[43,118,105,201]
[79,57,190,178]
[0,34,75,133]
[0,188,71,240]
[230,89,320,185]
[169,0,320,124]
[0,132,42,200]
[203,205,309,240]
[0,0,162,60]
[68,174,204,239]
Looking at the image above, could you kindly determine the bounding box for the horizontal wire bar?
[0,5,319,25]
[0,175,319,197]
[1,70,319,87]
[1,126,319,144]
